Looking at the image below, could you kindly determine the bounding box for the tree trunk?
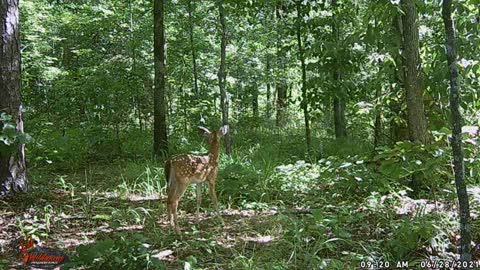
[276,85,287,127]
[296,1,311,153]
[401,0,429,144]
[265,54,272,118]
[275,3,287,128]
[390,15,409,143]
[373,18,383,149]
[332,0,347,139]
[0,0,28,196]
[153,0,168,157]
[251,60,259,119]
[252,84,259,118]
[373,85,383,148]
[62,40,71,68]
[233,67,242,120]
[218,0,231,155]
[442,0,472,263]
[181,84,187,133]
[129,0,143,131]
[333,96,347,138]
[188,0,199,98]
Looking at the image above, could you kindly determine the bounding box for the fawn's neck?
[208,141,221,165]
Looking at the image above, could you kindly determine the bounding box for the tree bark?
[250,60,259,119]
[333,96,347,138]
[265,54,272,118]
[218,0,231,155]
[0,0,28,195]
[62,40,71,68]
[390,15,409,143]
[401,0,429,144]
[275,3,287,128]
[153,0,168,157]
[129,0,143,131]
[442,0,472,263]
[373,18,383,149]
[332,0,347,139]
[252,83,259,118]
[187,0,199,98]
[276,85,287,127]
[373,85,383,148]
[296,1,311,153]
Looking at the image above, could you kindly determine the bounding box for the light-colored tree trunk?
[218,0,231,155]
[188,0,199,98]
[0,0,28,196]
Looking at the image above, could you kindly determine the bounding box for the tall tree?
[129,0,143,131]
[372,18,384,148]
[218,0,231,155]
[296,1,311,152]
[153,0,168,156]
[0,0,28,195]
[251,61,259,118]
[275,2,287,128]
[442,0,472,262]
[187,0,199,98]
[390,15,409,143]
[332,0,347,139]
[401,0,429,144]
[252,83,259,118]
[265,52,272,118]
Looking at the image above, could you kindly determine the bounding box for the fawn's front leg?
[208,181,220,214]
[208,181,224,224]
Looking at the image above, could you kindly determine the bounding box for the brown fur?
[165,125,228,233]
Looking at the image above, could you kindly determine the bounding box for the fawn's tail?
[164,159,171,185]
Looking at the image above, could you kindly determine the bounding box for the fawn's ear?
[219,125,229,136]
[198,126,211,138]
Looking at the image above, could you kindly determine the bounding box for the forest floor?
[1,131,479,269]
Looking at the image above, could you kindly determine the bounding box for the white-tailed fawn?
[164,125,228,233]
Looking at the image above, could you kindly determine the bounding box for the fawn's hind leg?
[196,184,202,222]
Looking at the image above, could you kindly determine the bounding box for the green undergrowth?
[3,126,478,269]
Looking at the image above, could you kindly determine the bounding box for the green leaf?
[92,214,111,220]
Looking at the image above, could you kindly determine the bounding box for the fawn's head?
[198,125,228,147]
